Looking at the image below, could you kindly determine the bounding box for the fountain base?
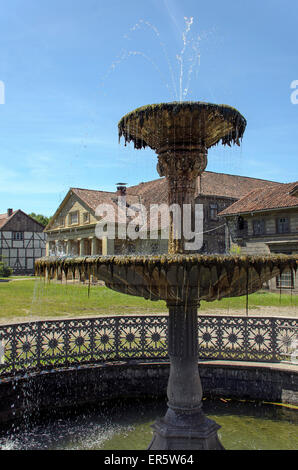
[148,407,224,450]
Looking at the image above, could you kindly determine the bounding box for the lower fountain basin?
[1,397,297,450]
[36,254,298,303]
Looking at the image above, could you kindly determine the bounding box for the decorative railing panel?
[0,315,297,378]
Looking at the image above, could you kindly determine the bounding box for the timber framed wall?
[0,231,46,274]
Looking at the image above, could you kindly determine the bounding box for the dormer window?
[69,211,79,225]
[210,203,218,220]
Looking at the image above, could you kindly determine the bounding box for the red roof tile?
[67,173,282,231]
[218,182,298,216]
[0,210,16,229]
[197,171,280,198]
[127,171,279,201]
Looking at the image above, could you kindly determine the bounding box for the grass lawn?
[0,278,297,323]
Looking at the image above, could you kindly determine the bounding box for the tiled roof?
[71,188,135,211]
[71,187,141,221]
[0,210,16,229]
[127,171,280,201]
[289,184,298,197]
[67,173,283,231]
[218,182,298,216]
[69,172,283,219]
[197,171,280,198]
[127,178,168,206]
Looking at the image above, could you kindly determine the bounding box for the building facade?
[0,209,46,274]
[194,171,280,254]
[45,172,281,258]
[219,182,298,292]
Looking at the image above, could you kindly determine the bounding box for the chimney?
[7,208,13,217]
[116,183,127,196]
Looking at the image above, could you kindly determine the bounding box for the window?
[13,232,23,241]
[238,216,244,230]
[150,242,159,254]
[83,212,90,224]
[253,219,265,235]
[59,216,65,227]
[277,217,289,234]
[210,204,218,220]
[69,211,79,225]
[276,271,294,289]
[237,216,247,231]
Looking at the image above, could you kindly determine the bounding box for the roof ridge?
[200,170,281,183]
[71,172,284,196]
[71,187,116,194]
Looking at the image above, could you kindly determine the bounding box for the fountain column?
[156,145,207,254]
[167,303,202,410]
[149,301,223,450]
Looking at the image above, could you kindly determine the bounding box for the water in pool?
[0,397,297,450]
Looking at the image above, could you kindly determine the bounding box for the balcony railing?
[0,315,297,378]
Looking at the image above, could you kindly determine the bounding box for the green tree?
[29,213,51,227]
[0,255,13,278]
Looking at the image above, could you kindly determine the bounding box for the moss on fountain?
[118,101,247,150]
[35,254,298,304]
[35,253,298,270]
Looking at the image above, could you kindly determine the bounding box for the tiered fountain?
[36,102,297,450]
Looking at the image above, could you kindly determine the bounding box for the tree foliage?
[0,255,13,278]
[29,213,51,227]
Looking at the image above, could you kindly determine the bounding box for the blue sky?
[0,0,297,216]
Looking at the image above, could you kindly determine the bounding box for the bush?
[0,256,13,278]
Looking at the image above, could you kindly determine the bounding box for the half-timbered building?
[0,209,46,274]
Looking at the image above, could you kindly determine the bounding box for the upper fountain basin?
[35,254,297,305]
[118,102,247,152]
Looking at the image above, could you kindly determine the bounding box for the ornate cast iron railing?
[0,315,297,378]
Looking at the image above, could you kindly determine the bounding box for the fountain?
[36,101,297,450]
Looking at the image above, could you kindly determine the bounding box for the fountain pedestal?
[156,144,207,254]
[148,303,224,450]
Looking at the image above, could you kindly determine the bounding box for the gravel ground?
[200,306,298,318]
[0,306,297,326]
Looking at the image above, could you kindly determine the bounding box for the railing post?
[141,316,146,359]
[11,324,17,374]
[217,316,223,360]
[63,320,70,366]
[36,321,42,370]
[90,318,95,362]
[271,317,278,362]
[242,316,248,361]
